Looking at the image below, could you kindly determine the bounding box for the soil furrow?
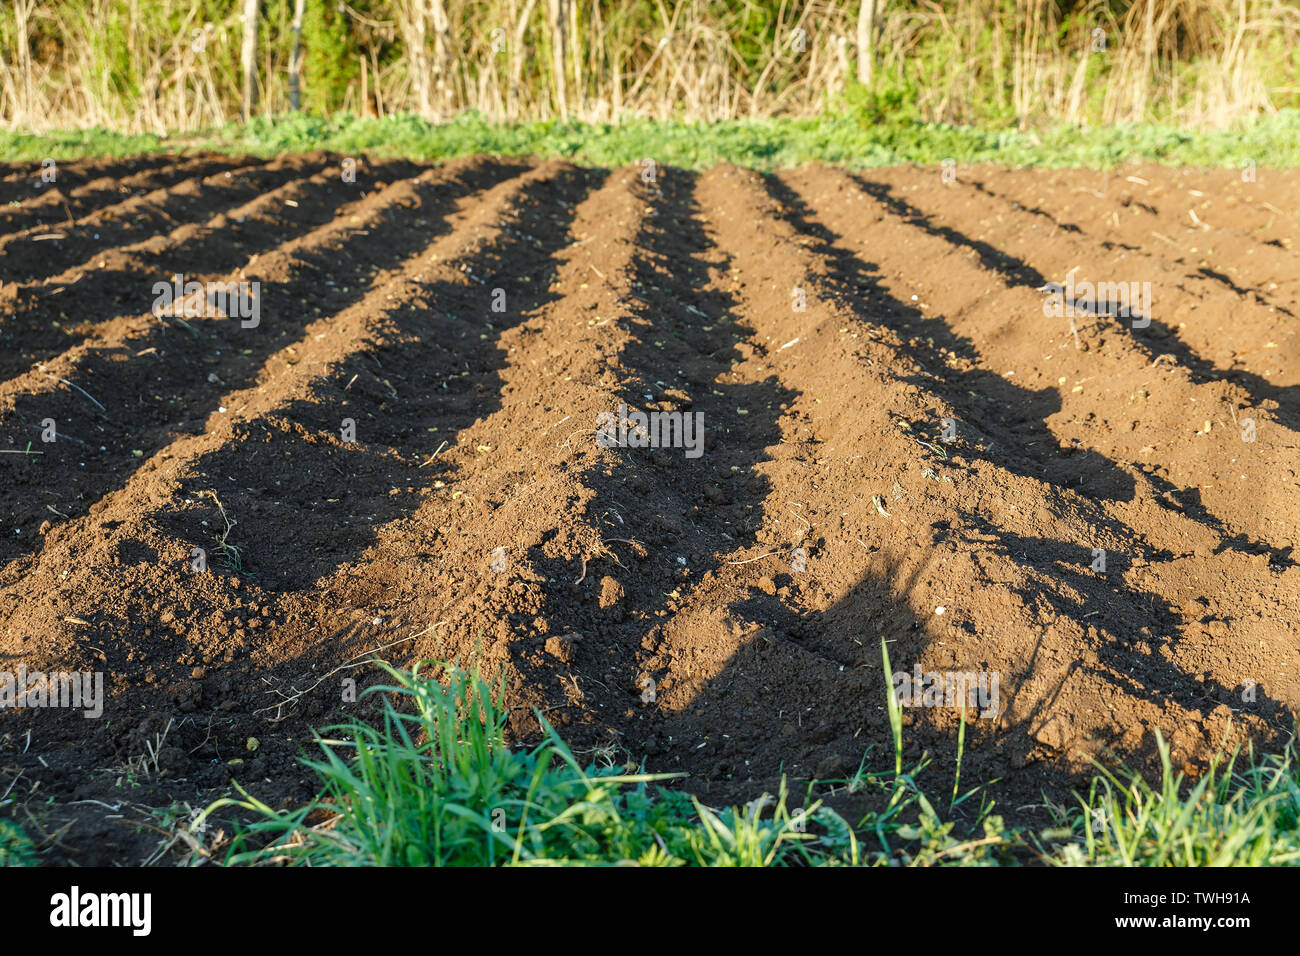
[374,164,815,768]
[773,166,1297,564]
[0,157,528,571]
[675,164,1292,803]
[854,169,1300,437]
[2,155,1297,866]
[0,158,419,382]
[767,167,1298,734]
[0,154,256,242]
[1123,166,1300,243]
[0,156,316,284]
[0,161,597,796]
[0,156,175,209]
[962,167,1300,316]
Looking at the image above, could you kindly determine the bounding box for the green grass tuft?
[200,660,861,866]
[195,653,1300,867]
[1044,732,1300,866]
[0,819,37,867]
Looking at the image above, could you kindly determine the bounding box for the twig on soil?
[725,550,782,565]
[29,423,88,446]
[186,716,218,756]
[598,538,642,566]
[408,621,448,640]
[559,427,595,448]
[69,799,123,811]
[137,815,213,866]
[20,808,76,853]
[931,834,1006,860]
[168,315,201,336]
[36,364,106,411]
[0,769,23,803]
[419,440,449,467]
[254,633,420,720]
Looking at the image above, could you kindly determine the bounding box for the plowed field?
[1,153,1297,864]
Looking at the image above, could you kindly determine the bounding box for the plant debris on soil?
[0,152,1296,865]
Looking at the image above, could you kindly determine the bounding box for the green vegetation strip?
[4,110,1300,169]
[6,648,1298,866]
[167,648,1300,867]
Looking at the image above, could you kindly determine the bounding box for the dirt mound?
[1,153,1296,864]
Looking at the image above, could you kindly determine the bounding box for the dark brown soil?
[1,153,1296,864]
